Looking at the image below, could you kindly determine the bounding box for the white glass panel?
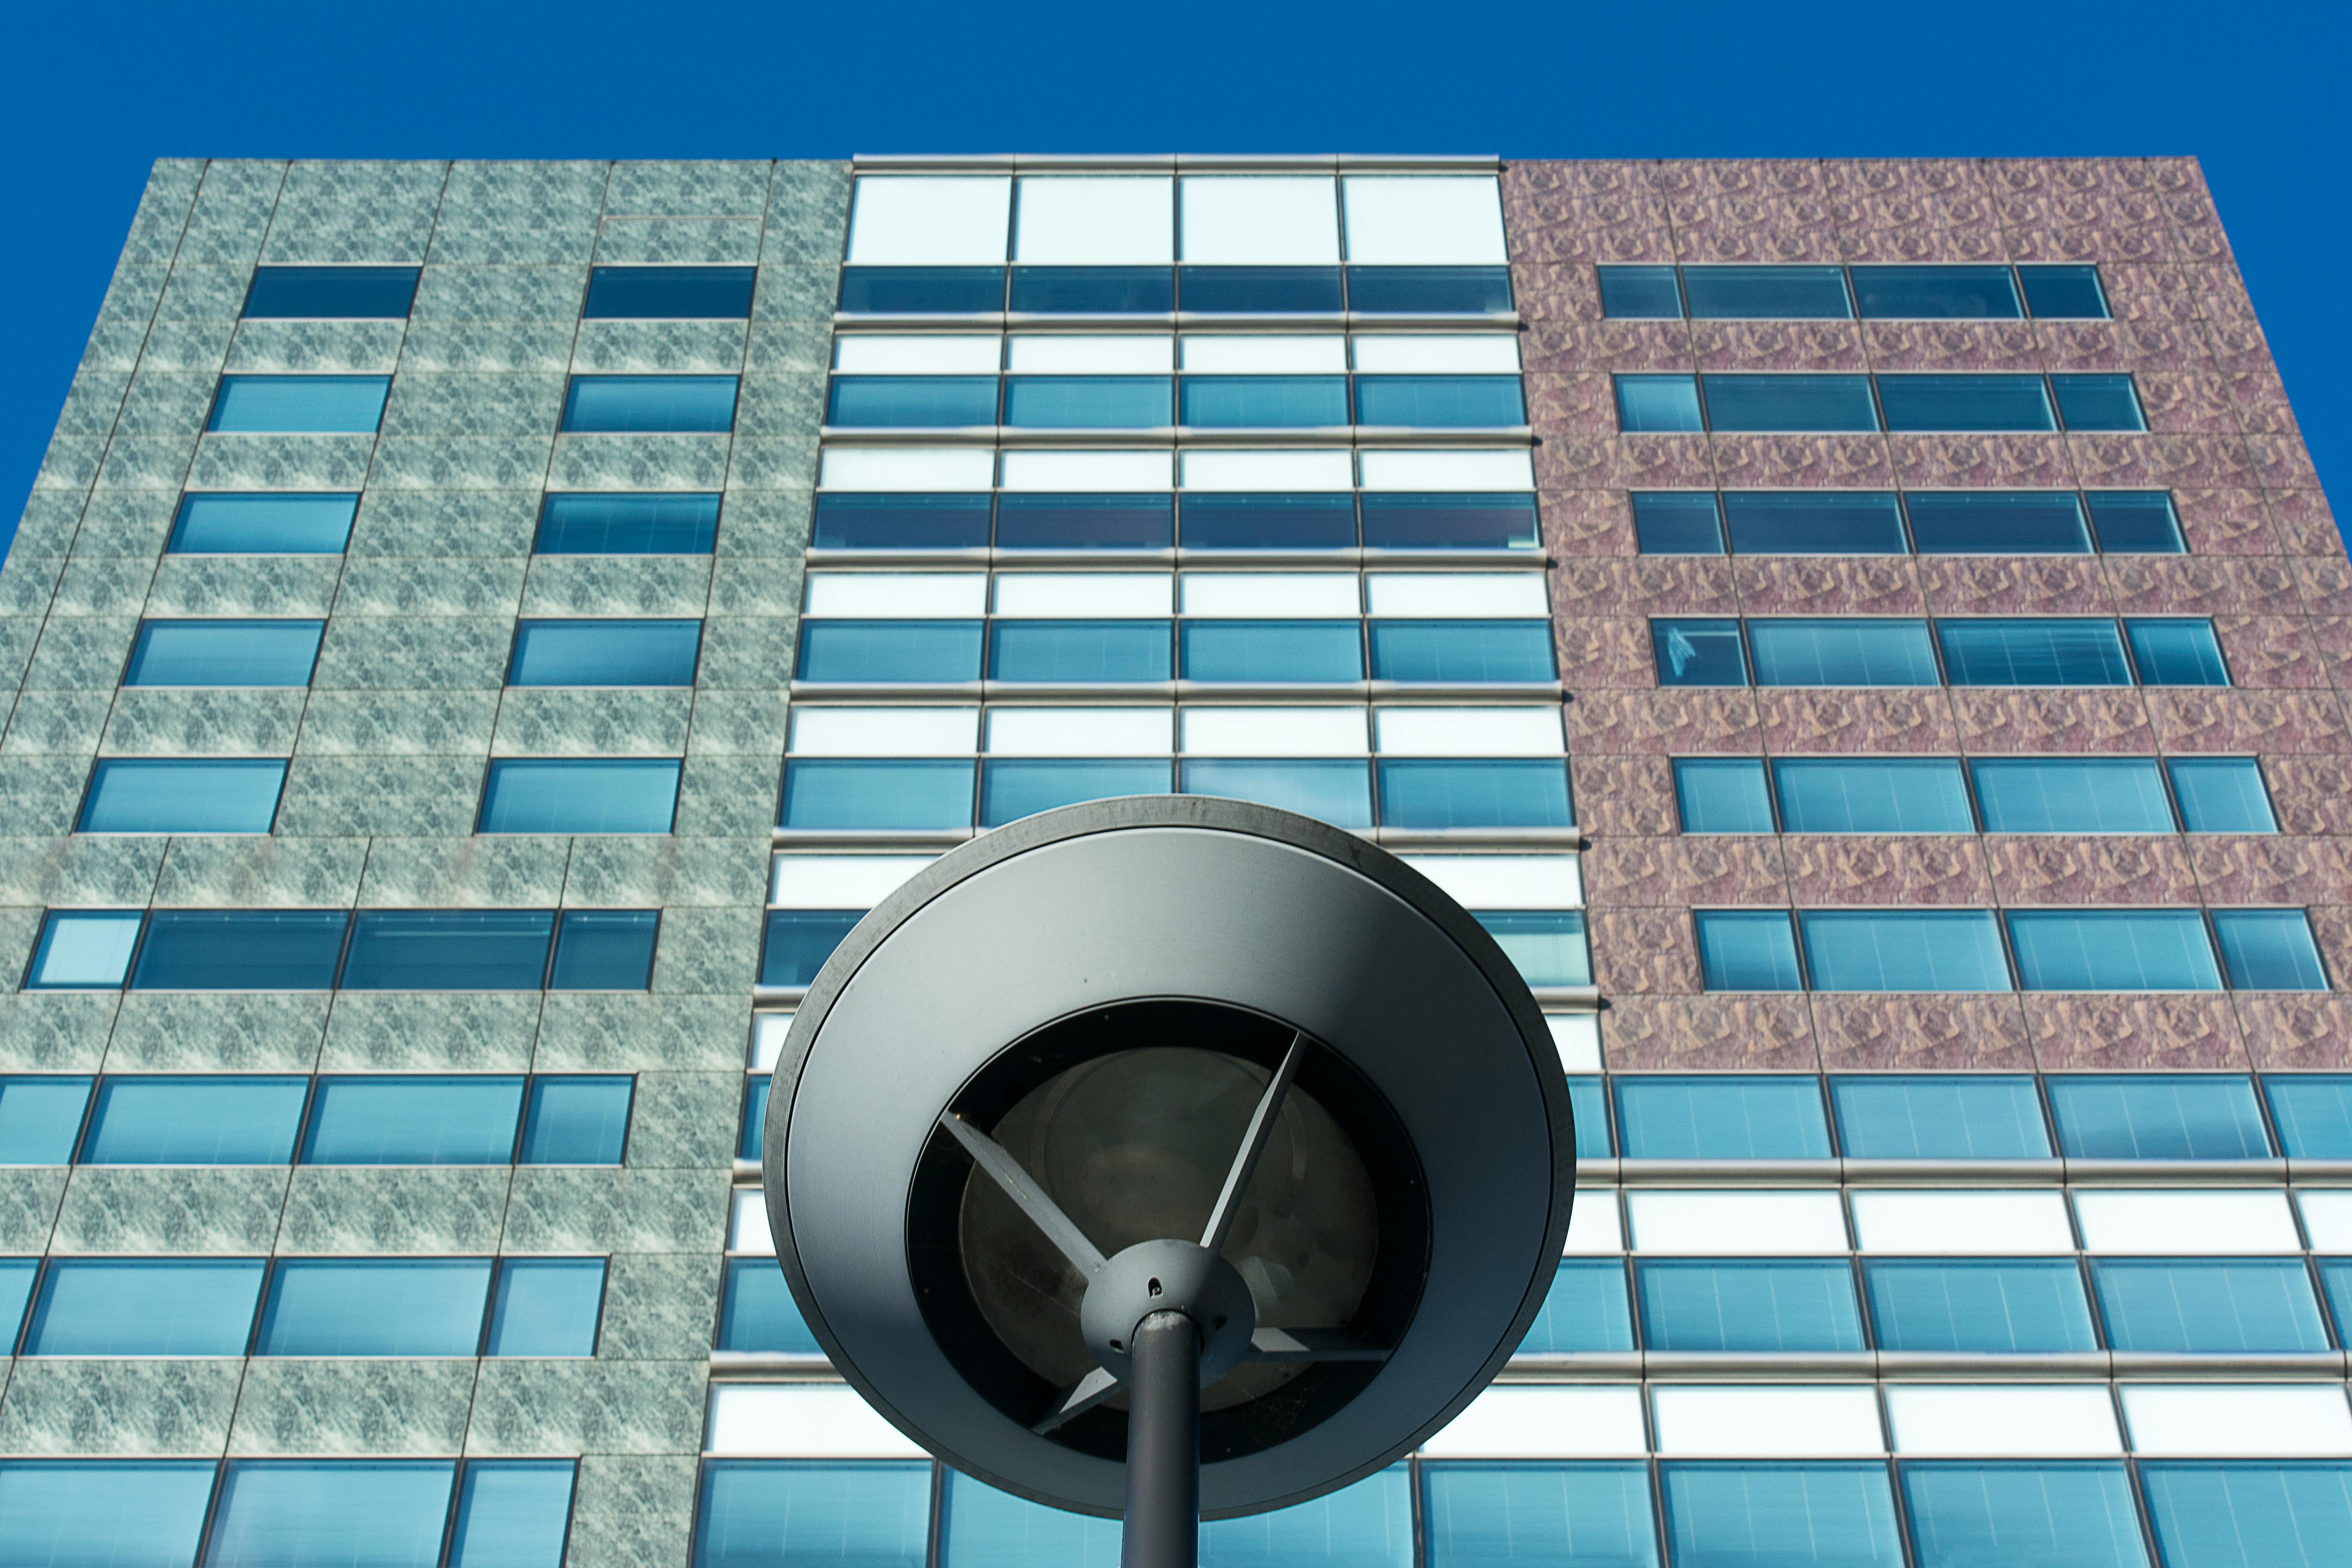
[1341,176,1508,265]
[1887,1387,2122,1457]
[1374,706,1563,756]
[750,1013,793,1073]
[1014,176,1174,265]
[788,706,979,757]
[1549,1014,1602,1073]
[728,1189,773,1253]
[706,1385,928,1457]
[1006,335,1173,374]
[848,176,1012,266]
[1179,448,1355,492]
[1351,334,1522,374]
[804,573,986,618]
[819,446,996,492]
[1180,707,1365,757]
[1180,176,1340,265]
[833,336,1003,375]
[2122,1386,2352,1456]
[1366,573,1549,618]
[2297,1190,2352,1251]
[1652,1387,1884,1457]
[1357,448,1537,492]
[1849,1190,2075,1255]
[1627,1191,1848,1254]
[993,573,1172,618]
[770,855,933,908]
[1422,1387,1647,1458]
[999,449,1172,492]
[1401,855,1581,911]
[2073,1190,2299,1254]
[1180,335,1348,374]
[1563,1189,1623,1254]
[1178,573,1360,618]
[985,707,1173,757]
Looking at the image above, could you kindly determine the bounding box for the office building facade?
[0,152,2345,1565]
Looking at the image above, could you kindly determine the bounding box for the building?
[0,151,2345,1566]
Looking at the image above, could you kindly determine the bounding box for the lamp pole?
[1121,1310,1203,1568]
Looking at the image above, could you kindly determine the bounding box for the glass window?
[478,759,681,833]
[1800,911,2013,991]
[548,910,659,991]
[562,375,738,433]
[2322,1261,2352,1343]
[301,1076,525,1163]
[693,1461,932,1568]
[1830,1076,2051,1159]
[2017,265,2110,319]
[1661,1465,1902,1568]
[1972,758,2173,833]
[1900,1463,2147,1568]
[204,1461,455,1567]
[782,760,974,830]
[1176,266,1346,313]
[208,375,390,433]
[718,1257,822,1354]
[2053,374,2146,432]
[1182,759,1373,828]
[1517,1259,1634,1354]
[170,492,358,554]
[256,1259,492,1355]
[1353,376,1526,428]
[813,493,991,551]
[1772,758,1971,833]
[991,620,1172,682]
[760,910,861,987]
[130,909,347,990]
[2141,1462,2352,1568]
[1903,492,2091,554]
[24,1257,263,1355]
[1936,619,2131,686]
[1676,759,1773,833]
[1423,1462,1659,1568]
[1475,911,1590,987]
[1358,492,1537,550]
[1179,376,1345,428]
[1614,1075,1832,1159]
[1376,760,1572,829]
[1633,492,1725,554]
[2126,619,2230,686]
[1639,1259,1864,1352]
[125,619,325,686]
[1695,911,1803,991]
[1346,266,1514,314]
[1007,376,1174,428]
[2167,759,2275,833]
[2213,909,2329,990]
[79,758,286,833]
[1748,619,1938,686]
[520,1076,632,1164]
[1877,374,2055,432]
[1849,265,2022,319]
[1567,1077,1612,1159]
[1197,1466,1413,1567]
[1009,266,1174,312]
[2085,491,2184,552]
[80,1076,307,1163]
[839,267,1005,313]
[2044,1074,2271,1159]
[1702,374,1879,432]
[1598,265,1682,318]
[24,910,143,989]
[507,620,700,686]
[825,376,996,428]
[1615,374,1704,432]
[2267,1078,2352,1158]
[936,1471,1123,1564]
[1723,492,1907,554]
[2007,909,2222,991]
[738,1079,768,1160]
[1180,620,1360,682]
[1682,266,1852,319]
[583,266,755,319]
[1184,493,1357,550]
[797,620,985,683]
[979,759,1168,827]
[484,1258,604,1355]
[1368,621,1554,682]
[447,1461,577,1568]
[2093,1259,2328,1353]
[1653,619,1749,686]
[244,266,419,318]
[536,492,719,555]
[0,1077,90,1163]
[0,1461,217,1568]
[996,493,1172,550]
[341,911,555,989]
[1865,1260,2096,1353]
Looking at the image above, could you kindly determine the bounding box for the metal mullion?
[925,1457,948,1568]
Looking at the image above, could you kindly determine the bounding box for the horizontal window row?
[842,264,1514,315]
[238,262,760,321]
[799,619,1557,684]
[1617,371,2144,434]
[788,702,1566,756]
[817,489,1539,550]
[70,757,683,836]
[25,907,659,991]
[828,373,1525,430]
[165,491,730,558]
[1655,615,2229,688]
[0,1255,604,1357]
[0,1073,631,1164]
[818,442,1537,493]
[1696,907,2326,993]
[1675,755,2274,835]
[834,330,1522,374]
[806,566,1548,617]
[1635,488,2183,555]
[202,375,750,435]
[1600,261,2110,321]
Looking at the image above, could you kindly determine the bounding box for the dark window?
[782,760,976,829]
[838,267,1005,313]
[548,911,659,990]
[169,493,357,554]
[2052,374,2146,432]
[1180,621,1360,682]
[2085,491,2185,552]
[243,267,419,319]
[1004,376,1172,428]
[1181,760,1373,828]
[1175,267,1345,313]
[507,619,702,686]
[996,493,1172,549]
[582,266,755,319]
[718,1256,821,1353]
[562,376,738,433]
[981,760,1171,827]
[2124,618,2230,686]
[826,376,998,428]
[1876,374,2054,432]
[1651,618,1749,686]
[737,1078,768,1160]
[1474,910,1591,986]
[1903,492,2090,554]
[519,1077,633,1163]
[1368,620,1555,682]
[1632,493,1725,554]
[795,621,984,682]
[1848,265,2022,319]
[537,493,720,555]
[209,376,389,434]
[760,911,861,986]
[1345,266,1513,313]
[124,620,324,687]
[1352,376,1525,428]
[812,493,991,551]
[1596,265,1682,318]
[79,758,287,834]
[2266,1077,2352,1157]
[1182,493,1357,550]
[1615,374,1704,432]
[1722,492,1906,554]
[1179,376,1345,428]
[1359,493,1538,550]
[1936,619,2131,686]
[990,620,1172,682]
[341,911,556,990]
[477,760,682,834]
[1702,374,1878,432]
[1376,760,1573,829]
[1007,267,1172,313]
[2017,264,2109,319]
[130,910,347,991]
[1681,266,1851,319]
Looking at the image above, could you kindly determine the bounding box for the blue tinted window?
[694,1461,931,1568]
[209,375,390,432]
[81,1076,307,1163]
[2213,909,2329,990]
[718,1257,821,1355]
[2126,619,2230,686]
[1830,1076,2050,1159]
[2018,265,2110,319]
[2053,374,2146,432]
[1567,1077,1612,1159]
[738,1079,767,1160]
[1598,265,1682,318]
[1704,374,1879,432]
[1694,911,1802,991]
[1614,1075,1832,1159]
[1683,267,1851,319]
[1676,759,1773,832]
[1972,759,2174,833]
[1347,267,1514,314]
[537,492,719,555]
[25,1258,263,1355]
[980,759,1168,828]
[1800,911,2013,991]
[2322,1261,2352,1343]
[1006,376,1172,428]
[508,620,700,686]
[1183,760,1373,829]
[1748,619,1938,686]
[205,1461,454,1567]
[1518,1261,1634,1354]
[79,758,285,833]
[1772,758,1971,833]
[1724,492,1906,554]
[1878,374,2054,432]
[1903,491,2090,554]
[25,910,142,989]
[0,1078,92,1162]
[2086,491,2183,552]
[583,266,754,319]
[244,266,419,318]
[990,620,1171,682]
[2007,909,2221,990]
[1377,760,1572,829]
[1900,1462,2147,1568]
[1359,494,1539,550]
[839,268,1004,313]
[1850,266,2022,320]
[1354,376,1526,428]
[519,1077,632,1164]
[549,910,659,991]
[1865,1260,2096,1353]
[258,1259,491,1355]
[1008,266,1173,313]
[1184,493,1357,550]
[1640,1259,1865,1352]
[563,376,737,433]
[797,620,984,682]
[813,494,990,551]
[484,1258,604,1355]
[125,619,324,686]
[171,492,357,554]
[2267,1078,2352,1158]
[939,1470,1122,1565]
[1661,1464,1902,1568]
[2095,1259,2328,1352]
[479,759,680,833]
[1180,376,1345,428]
[1423,1463,1659,1568]
[0,1261,33,1347]
[1615,374,1704,432]
[827,377,996,428]
[131,909,347,990]
[1937,619,2131,686]
[996,494,1172,550]
[1475,911,1590,987]
[1369,621,1554,682]
[447,1461,577,1568]
[1181,621,1361,682]
[2045,1074,2271,1159]
[1197,1466,1413,1567]
[1653,619,1748,686]
[1633,492,1725,554]
[302,1076,524,1163]
[0,1461,217,1568]
[783,760,976,829]
[2141,1462,2352,1568]
[2167,759,2274,833]
[761,911,860,987]
[1176,266,1345,314]
[341,911,554,990]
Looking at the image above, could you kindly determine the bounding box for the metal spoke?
[939,1112,1106,1276]
[1200,1031,1306,1256]
[1246,1326,1390,1363]
[1032,1365,1122,1435]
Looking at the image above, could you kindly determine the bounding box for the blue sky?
[3,0,2345,551]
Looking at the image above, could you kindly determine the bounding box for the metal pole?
[1121,1309,1201,1568]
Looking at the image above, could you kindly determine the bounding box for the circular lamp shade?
[764,796,1575,1518]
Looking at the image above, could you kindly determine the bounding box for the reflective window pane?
[1723,492,1906,554]
[81,1076,308,1163]
[1181,760,1372,828]
[1614,1075,1832,1159]
[813,493,991,550]
[1615,374,1704,432]
[485,1259,604,1356]
[507,620,701,686]
[340,911,554,990]
[2006,909,2221,991]
[209,375,390,432]
[1702,374,1878,432]
[2140,1462,2352,1568]
[1370,621,1554,682]
[1660,1464,1903,1568]
[1009,266,1174,313]
[760,911,861,987]
[1007,376,1173,429]
[301,1076,525,1163]
[548,911,659,991]
[1936,619,2131,686]
[0,1461,218,1568]
[131,910,348,990]
[1849,265,2022,319]
[2085,491,2184,552]
[537,492,719,554]
[582,266,755,319]
[79,759,286,833]
[981,759,1170,827]
[2053,374,2146,432]
[782,760,977,829]
[1518,1260,1634,1354]
[1180,376,1346,428]
[1830,1076,2051,1159]
[1903,491,2090,554]
[1423,1462,1659,1568]
[1597,265,1683,319]
[1353,376,1526,428]
[1346,266,1513,314]
[1800,911,2013,992]
[2017,265,2110,320]
[1694,911,1802,992]
[25,1258,264,1355]
[1865,1261,2096,1353]
[477,760,681,834]
[1746,619,1938,686]
[1182,621,1361,682]
[718,1257,822,1354]
[2125,618,2230,686]
[1899,1463,2147,1568]
[1771,759,1972,833]
[2212,909,2329,990]
[797,621,985,682]
[838,267,1005,313]
[256,1260,492,1355]
[447,1461,577,1568]
[1652,619,1748,687]
[1971,759,2174,833]
[2044,1074,2271,1159]
[244,266,420,318]
[1176,266,1345,313]
[1197,1466,1412,1567]
[1568,1077,1613,1160]
[1475,911,1591,987]
[1633,492,1725,554]
[25,911,142,989]
[1682,266,1851,319]
[1877,374,2054,432]
[2166,759,2276,833]
[1376,760,1572,829]
[996,494,1172,549]
[1676,759,1773,833]
[938,1470,1122,1564]
[562,375,738,433]
[2093,1259,2328,1353]
[693,1461,931,1568]
[1183,493,1357,550]
[1359,493,1537,550]
[203,1461,455,1568]
[519,1077,632,1164]
[171,492,358,554]
[0,1077,91,1163]
[992,620,1172,682]
[1639,1259,1864,1352]
[2265,1077,2352,1158]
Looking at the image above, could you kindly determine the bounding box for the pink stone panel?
[1569,755,1682,837]
[1565,688,1765,755]
[2212,615,2326,689]
[2201,319,2278,376]
[2027,993,2249,1071]
[1535,436,1717,492]
[1602,993,1821,1071]
[1522,320,1692,374]
[1983,836,2202,906]
[1918,556,2112,616]
[1814,993,2035,1070]
[1864,322,2045,372]
[1503,163,1673,263]
[2187,836,2343,904]
[1670,194,1842,264]
[1588,906,1703,995]
[1710,434,1896,490]
[1690,322,1867,372]
[1555,617,1657,689]
[2099,264,2199,321]
[2171,489,2276,556]
[2237,994,2352,1070]
[1583,836,1789,908]
[2309,617,2352,690]
[1510,262,1600,323]
[1732,557,1925,616]
[2245,434,2322,490]
[2138,372,2243,435]
[2260,757,2352,836]
[2103,555,2300,616]
[1782,836,1993,906]
[1521,373,1617,437]
[1542,488,1634,557]
[1561,556,1739,617]
[1890,435,2076,489]
[2112,321,2212,372]
[1759,689,1961,753]
[2266,489,2342,557]
[1950,690,2156,753]
[2146,690,2352,753]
